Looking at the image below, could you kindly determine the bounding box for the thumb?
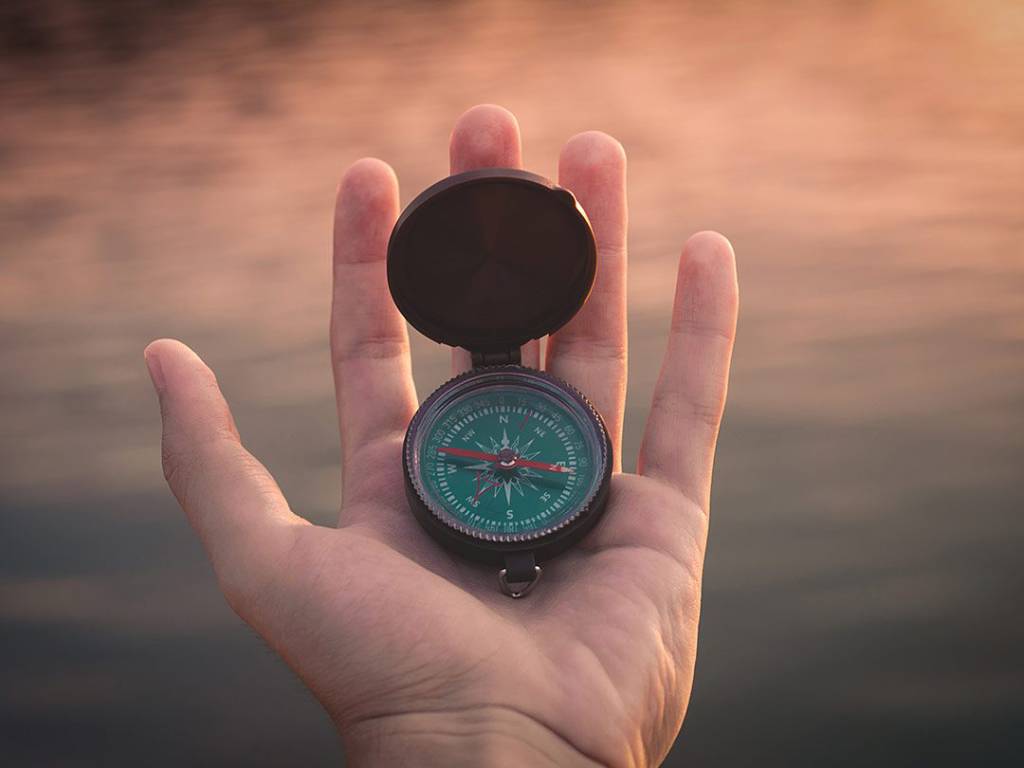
[144,339,307,611]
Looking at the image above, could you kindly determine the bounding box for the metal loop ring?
[498,565,543,598]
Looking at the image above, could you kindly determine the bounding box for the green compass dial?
[410,371,607,540]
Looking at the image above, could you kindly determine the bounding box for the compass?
[388,169,612,597]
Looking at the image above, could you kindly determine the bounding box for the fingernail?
[144,346,166,392]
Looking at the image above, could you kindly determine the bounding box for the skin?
[144,104,738,767]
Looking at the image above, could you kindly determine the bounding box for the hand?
[144,105,738,767]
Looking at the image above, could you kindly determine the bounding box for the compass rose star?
[517,469,540,491]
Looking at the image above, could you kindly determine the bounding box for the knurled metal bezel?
[403,365,611,548]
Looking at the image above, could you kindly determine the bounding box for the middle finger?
[447,104,541,374]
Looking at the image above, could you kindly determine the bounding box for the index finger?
[331,159,418,506]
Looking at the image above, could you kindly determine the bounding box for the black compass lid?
[387,168,597,353]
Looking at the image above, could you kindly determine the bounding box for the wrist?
[341,705,604,768]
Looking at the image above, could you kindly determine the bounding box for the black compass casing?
[387,168,613,585]
[401,366,614,567]
[387,169,597,353]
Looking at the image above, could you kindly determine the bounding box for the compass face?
[408,368,608,543]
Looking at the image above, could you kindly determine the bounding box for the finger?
[639,232,738,505]
[547,132,628,465]
[144,339,306,608]
[448,104,528,376]
[521,338,540,368]
[332,158,418,503]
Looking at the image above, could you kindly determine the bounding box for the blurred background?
[1,0,1022,765]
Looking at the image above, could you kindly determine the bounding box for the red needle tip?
[517,458,575,474]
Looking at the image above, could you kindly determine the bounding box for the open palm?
[145,105,738,767]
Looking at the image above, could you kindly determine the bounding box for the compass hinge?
[471,348,521,367]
